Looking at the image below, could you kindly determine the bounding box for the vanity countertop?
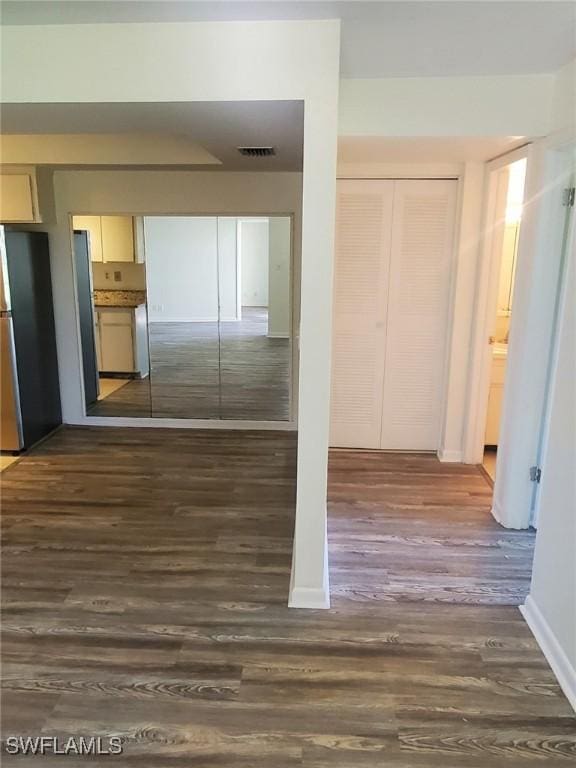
[93,290,147,308]
[492,342,508,359]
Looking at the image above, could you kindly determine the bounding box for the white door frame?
[464,136,574,528]
[463,146,530,465]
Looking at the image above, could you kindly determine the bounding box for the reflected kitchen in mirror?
[73,214,292,422]
[73,215,151,418]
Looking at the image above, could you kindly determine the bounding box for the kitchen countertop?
[93,290,147,308]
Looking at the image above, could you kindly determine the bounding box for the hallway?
[1,429,573,766]
[329,450,535,606]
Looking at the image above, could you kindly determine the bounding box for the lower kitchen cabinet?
[94,306,149,377]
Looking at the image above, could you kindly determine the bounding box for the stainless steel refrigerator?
[0,228,62,452]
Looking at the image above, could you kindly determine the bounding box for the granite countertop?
[93,290,147,308]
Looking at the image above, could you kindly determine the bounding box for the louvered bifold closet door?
[380,180,457,450]
[330,180,394,448]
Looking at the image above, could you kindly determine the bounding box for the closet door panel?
[380,180,457,450]
[330,180,394,448]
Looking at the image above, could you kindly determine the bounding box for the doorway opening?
[481,158,527,483]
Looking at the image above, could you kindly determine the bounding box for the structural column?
[289,92,340,609]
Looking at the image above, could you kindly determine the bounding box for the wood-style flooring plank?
[1,428,574,766]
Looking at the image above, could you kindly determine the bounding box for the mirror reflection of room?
[73,215,151,418]
[145,215,291,420]
[221,217,291,420]
[73,214,291,422]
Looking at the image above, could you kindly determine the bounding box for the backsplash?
[92,262,146,291]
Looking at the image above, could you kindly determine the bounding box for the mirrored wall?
[73,215,292,421]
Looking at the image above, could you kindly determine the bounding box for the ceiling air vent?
[237,146,276,158]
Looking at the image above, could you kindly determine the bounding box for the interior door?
[530,171,575,528]
[380,180,457,450]
[330,180,394,448]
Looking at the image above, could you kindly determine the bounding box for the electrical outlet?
[114,271,122,282]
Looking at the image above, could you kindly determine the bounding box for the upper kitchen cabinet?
[0,171,37,222]
[73,216,103,262]
[101,216,135,262]
[72,215,138,262]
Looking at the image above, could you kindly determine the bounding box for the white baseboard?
[491,498,505,525]
[267,332,289,339]
[77,416,297,431]
[491,497,532,530]
[437,448,463,463]
[288,585,330,609]
[520,596,576,713]
[288,539,331,609]
[149,316,219,323]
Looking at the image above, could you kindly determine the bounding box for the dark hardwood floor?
[88,307,290,421]
[1,428,574,766]
[329,450,536,605]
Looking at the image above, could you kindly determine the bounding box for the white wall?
[551,58,576,138]
[240,219,269,307]
[523,230,576,711]
[268,217,291,338]
[339,75,554,137]
[144,217,219,322]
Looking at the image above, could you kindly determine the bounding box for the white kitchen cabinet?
[99,311,134,372]
[73,216,103,262]
[0,172,36,222]
[72,215,135,262]
[330,179,457,450]
[95,306,149,377]
[101,216,135,262]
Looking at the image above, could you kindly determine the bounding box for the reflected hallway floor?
[88,307,290,421]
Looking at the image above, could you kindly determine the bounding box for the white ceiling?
[338,136,527,164]
[1,1,575,78]
[0,101,305,171]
